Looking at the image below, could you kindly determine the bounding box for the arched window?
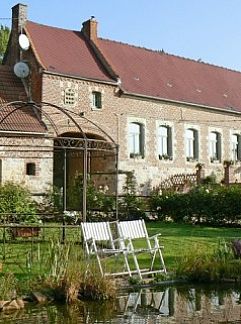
[158,125,172,160]
[185,128,199,161]
[209,131,221,162]
[128,122,145,158]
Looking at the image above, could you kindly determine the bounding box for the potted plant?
[11,212,41,238]
[159,154,173,161]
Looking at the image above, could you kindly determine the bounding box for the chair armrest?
[85,237,94,242]
[148,233,162,240]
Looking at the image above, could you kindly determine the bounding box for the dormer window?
[64,88,76,105]
[92,91,102,109]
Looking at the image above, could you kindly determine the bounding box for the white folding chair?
[117,219,167,278]
[81,221,132,277]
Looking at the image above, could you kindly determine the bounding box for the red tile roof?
[0,65,46,133]
[25,20,241,113]
[98,38,241,112]
[25,21,113,82]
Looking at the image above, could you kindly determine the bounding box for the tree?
[0,25,10,63]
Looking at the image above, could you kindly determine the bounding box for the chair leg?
[127,239,142,279]
[150,249,157,271]
[123,252,132,276]
[131,252,142,279]
[96,253,104,276]
[158,249,167,274]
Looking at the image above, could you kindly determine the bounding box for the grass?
[1,222,241,281]
[146,222,241,271]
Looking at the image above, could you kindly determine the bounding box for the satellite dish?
[19,34,30,51]
[14,61,30,78]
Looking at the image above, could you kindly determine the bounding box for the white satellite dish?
[19,34,30,51]
[14,61,30,78]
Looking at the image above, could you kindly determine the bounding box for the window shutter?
[237,135,241,161]
[167,126,172,157]
[140,124,145,158]
[194,130,199,160]
[217,133,222,161]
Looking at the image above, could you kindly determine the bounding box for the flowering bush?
[150,185,241,225]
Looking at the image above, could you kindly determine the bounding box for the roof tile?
[25,21,113,82]
[0,66,46,133]
[25,20,241,113]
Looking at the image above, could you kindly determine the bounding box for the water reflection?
[1,284,241,323]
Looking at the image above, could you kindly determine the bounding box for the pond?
[1,283,241,323]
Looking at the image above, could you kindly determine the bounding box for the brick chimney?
[4,3,28,65]
[12,3,27,33]
[81,17,98,43]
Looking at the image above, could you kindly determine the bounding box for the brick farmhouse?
[2,3,241,198]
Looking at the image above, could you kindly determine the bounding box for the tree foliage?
[0,25,10,63]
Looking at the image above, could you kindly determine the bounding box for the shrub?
[67,173,115,218]
[150,184,241,226]
[41,186,63,214]
[0,182,38,223]
[118,172,146,220]
[149,191,190,222]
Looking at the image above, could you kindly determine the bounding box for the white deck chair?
[117,219,167,278]
[81,221,133,277]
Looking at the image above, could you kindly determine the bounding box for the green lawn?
[0,222,241,276]
[147,222,241,270]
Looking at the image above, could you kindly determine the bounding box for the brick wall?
[40,73,241,192]
[4,4,241,194]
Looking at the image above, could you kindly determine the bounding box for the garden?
[1,173,241,309]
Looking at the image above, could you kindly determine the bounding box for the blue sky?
[2,0,241,71]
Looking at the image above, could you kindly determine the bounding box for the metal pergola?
[0,101,119,221]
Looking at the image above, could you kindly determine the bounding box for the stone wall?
[0,136,53,196]
[41,72,241,193]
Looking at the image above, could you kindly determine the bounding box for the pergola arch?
[0,101,119,221]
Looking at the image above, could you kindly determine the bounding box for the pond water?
[1,283,241,323]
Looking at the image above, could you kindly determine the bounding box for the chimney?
[12,3,28,33]
[81,17,98,43]
[4,3,28,65]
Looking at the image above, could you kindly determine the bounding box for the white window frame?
[128,122,144,158]
[209,131,221,162]
[92,91,102,109]
[185,128,199,161]
[231,134,238,161]
[158,125,172,160]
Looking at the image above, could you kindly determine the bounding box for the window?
[26,163,36,176]
[231,134,241,161]
[92,91,102,109]
[128,122,144,158]
[158,125,172,160]
[64,88,75,105]
[209,131,221,162]
[185,128,199,161]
